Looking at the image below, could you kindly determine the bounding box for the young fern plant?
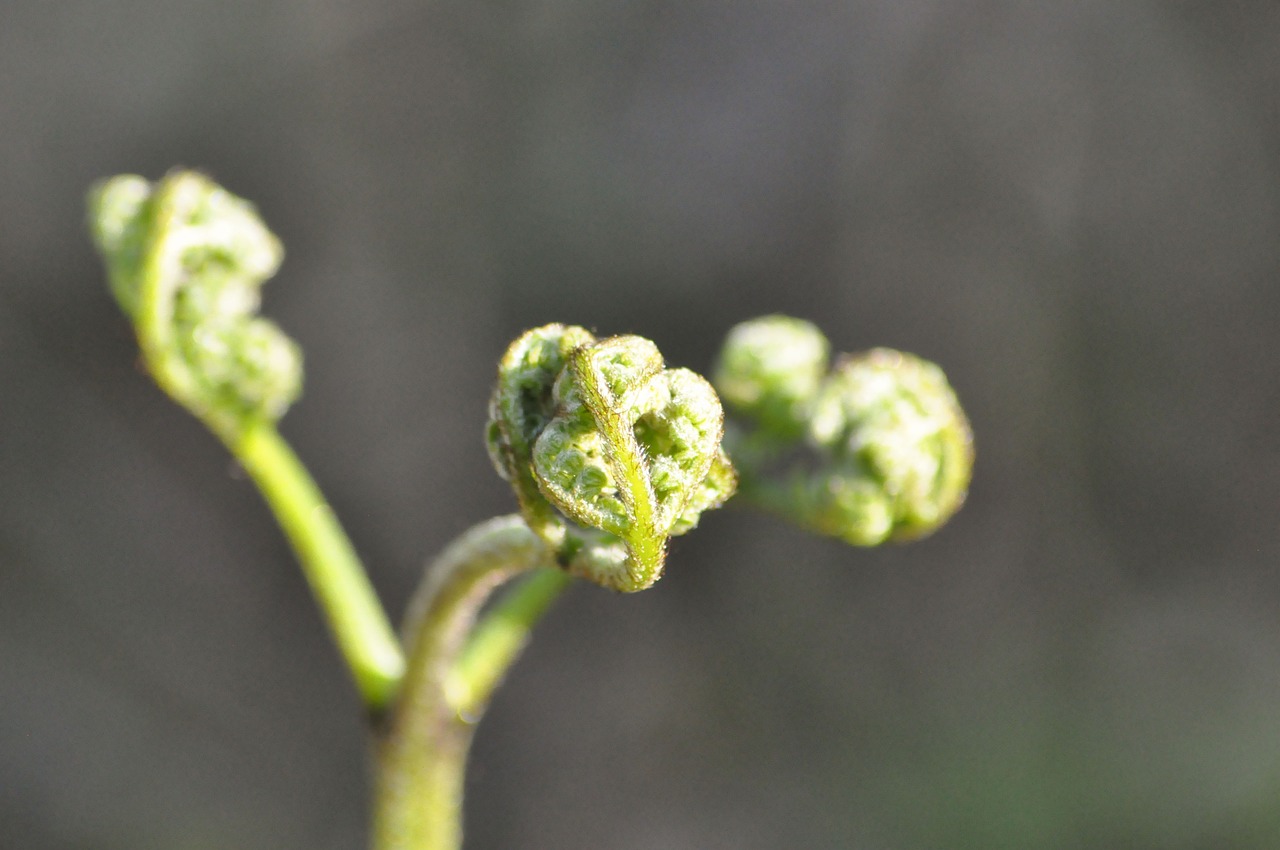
[715,315,973,546]
[89,171,973,850]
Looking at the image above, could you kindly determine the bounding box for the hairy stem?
[447,567,573,721]
[233,422,405,709]
[373,516,567,850]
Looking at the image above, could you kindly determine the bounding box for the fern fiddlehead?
[715,315,973,546]
[487,324,737,591]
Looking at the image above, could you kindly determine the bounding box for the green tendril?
[486,325,737,591]
[714,315,973,546]
[89,171,402,710]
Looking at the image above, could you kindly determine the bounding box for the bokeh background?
[3,1,1280,848]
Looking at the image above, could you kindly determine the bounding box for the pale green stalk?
[373,516,566,850]
[447,567,573,720]
[233,422,404,709]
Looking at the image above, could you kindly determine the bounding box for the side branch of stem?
[234,422,406,709]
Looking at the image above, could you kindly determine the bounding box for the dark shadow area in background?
[3,2,1279,848]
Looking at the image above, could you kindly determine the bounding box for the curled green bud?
[486,323,597,546]
[713,314,829,441]
[88,172,301,440]
[802,349,973,544]
[715,317,972,545]
[487,325,737,591]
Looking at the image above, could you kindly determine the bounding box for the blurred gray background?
[3,1,1279,848]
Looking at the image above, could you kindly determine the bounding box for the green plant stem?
[233,421,405,710]
[447,567,573,720]
[373,516,567,850]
